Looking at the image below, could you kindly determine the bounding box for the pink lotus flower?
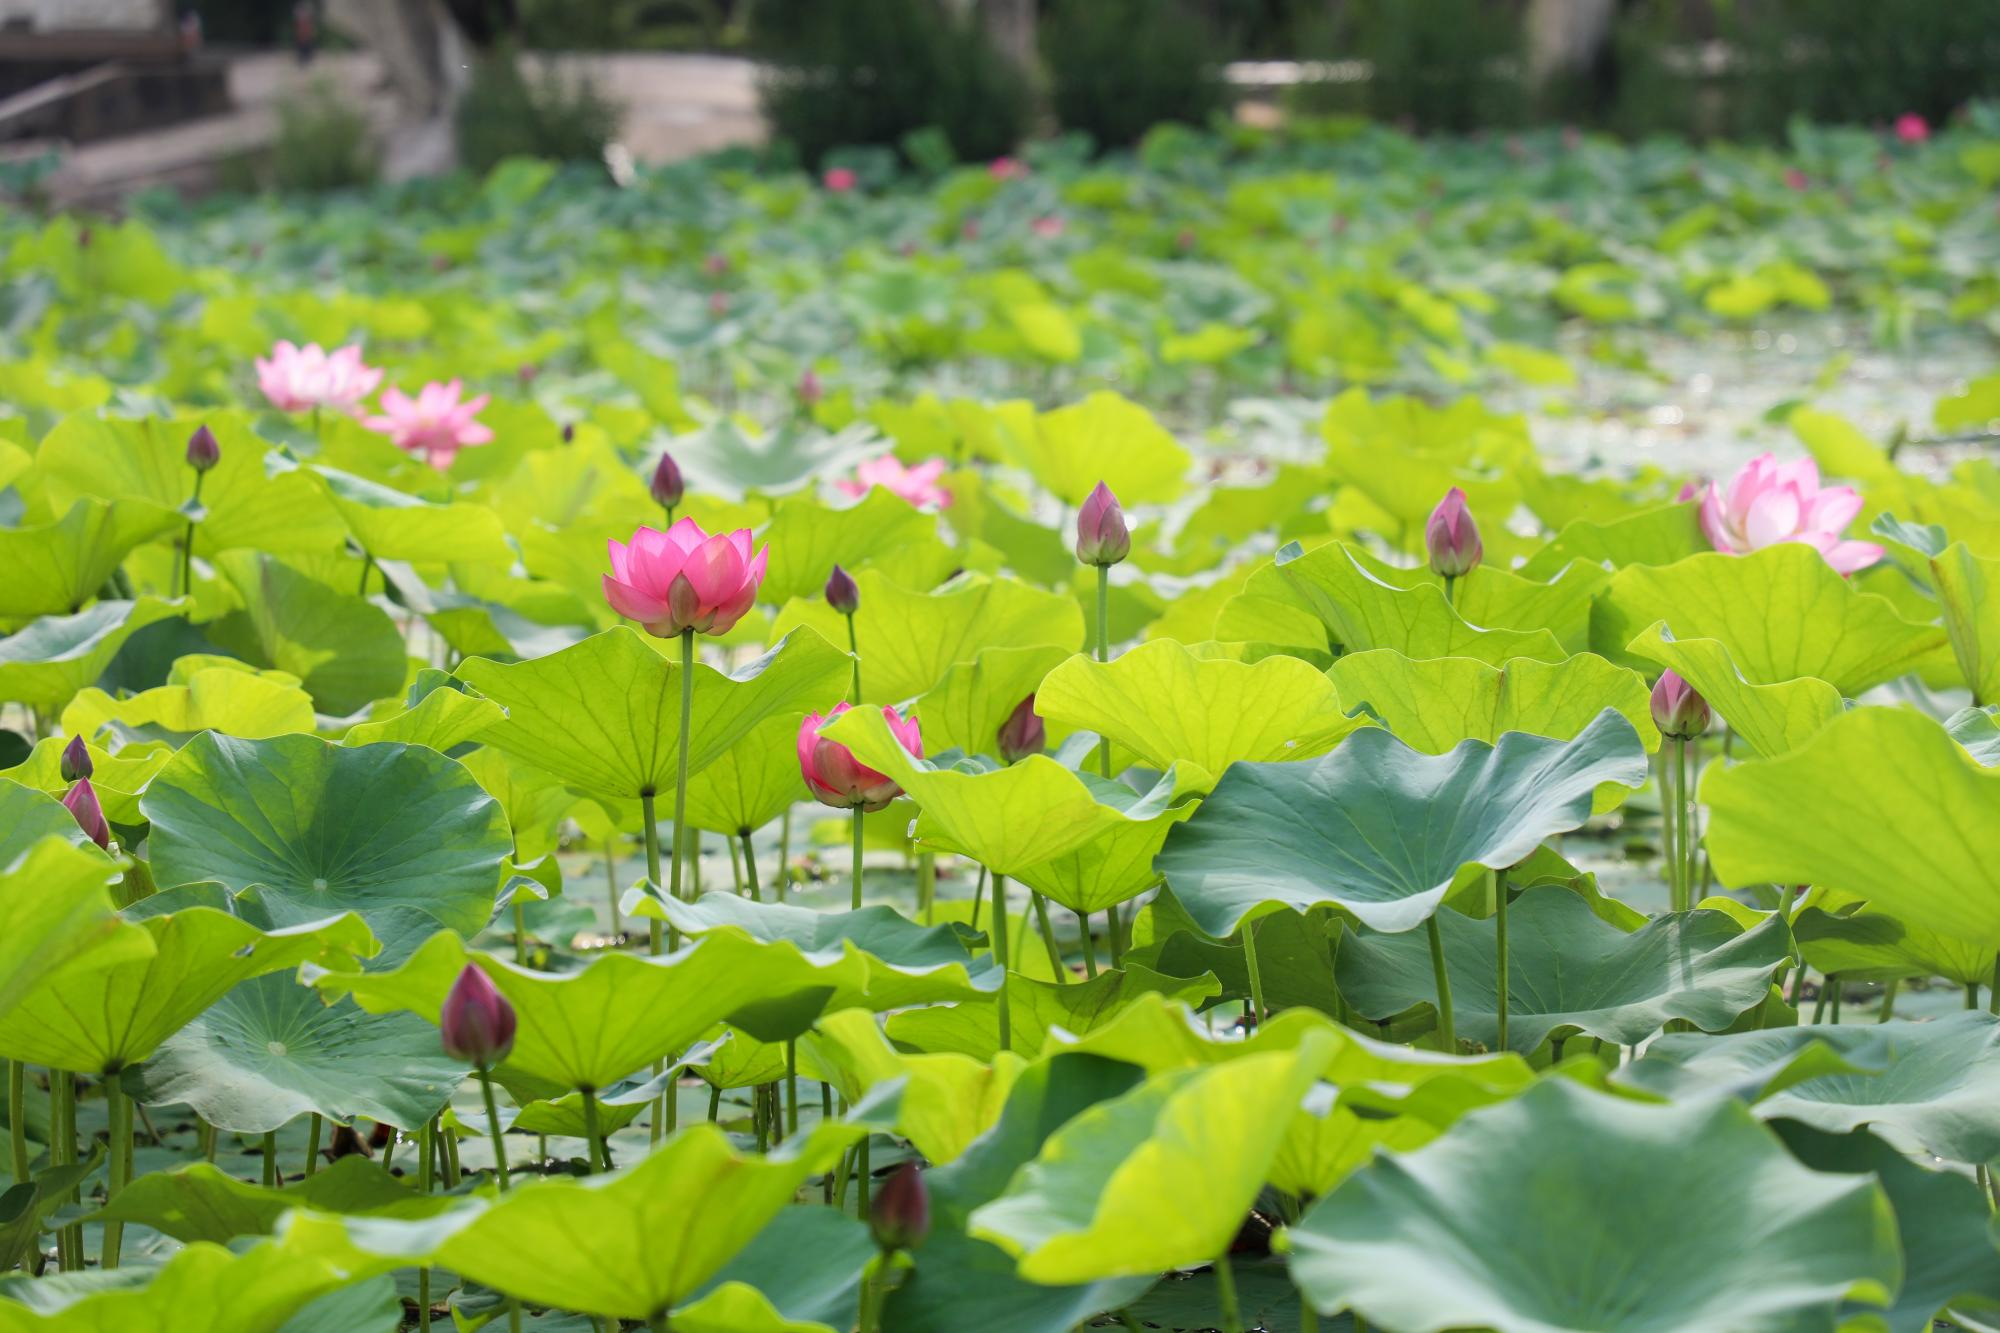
[254,340,383,414]
[1030,215,1065,239]
[837,456,952,510]
[362,379,493,470]
[1783,168,1810,192]
[823,167,857,193]
[1894,113,1929,145]
[603,517,767,638]
[1698,453,1883,575]
[798,702,921,812]
[989,156,1027,181]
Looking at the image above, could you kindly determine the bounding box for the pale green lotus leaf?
[0,498,180,624]
[682,715,808,838]
[756,486,952,605]
[0,837,149,1026]
[1276,543,1566,666]
[909,644,1070,759]
[1006,392,1191,506]
[62,662,316,742]
[307,462,513,566]
[1623,622,1844,757]
[209,553,407,716]
[0,737,170,824]
[1932,541,2000,706]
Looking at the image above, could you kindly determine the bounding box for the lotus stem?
[845,611,862,702]
[786,1039,799,1138]
[855,1134,871,1218]
[417,1117,435,1332]
[305,1112,322,1178]
[52,1069,76,1270]
[1077,910,1099,979]
[178,471,204,599]
[381,1125,397,1174]
[513,901,528,965]
[357,552,374,596]
[1426,916,1457,1053]
[7,1061,25,1184]
[1094,566,1112,779]
[604,841,621,939]
[1829,976,1843,1023]
[851,807,865,911]
[1241,915,1267,1030]
[1031,892,1066,982]
[579,1085,607,1173]
[707,1084,721,1124]
[1493,869,1509,1052]
[970,865,988,930]
[1660,747,1682,914]
[1106,902,1124,969]
[670,627,696,910]
[917,852,935,925]
[1972,983,1984,1011]
[477,1065,512,1189]
[1990,955,1999,1016]
[740,831,761,904]
[778,808,793,902]
[641,792,666,956]
[1812,977,1832,1024]
[102,1076,131,1268]
[727,833,743,893]
[1213,1251,1244,1333]
[1677,738,1698,908]
[992,874,1012,1054]
[1878,977,1899,1022]
[262,1129,278,1187]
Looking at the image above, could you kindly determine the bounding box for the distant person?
[293,2,318,65]
[178,9,203,53]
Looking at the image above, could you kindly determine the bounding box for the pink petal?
[1698,484,1737,553]
[664,517,710,554]
[1742,488,1802,548]
[681,534,747,606]
[603,574,671,623]
[1803,486,1863,534]
[1824,540,1885,575]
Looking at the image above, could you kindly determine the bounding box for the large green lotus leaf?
[1517,500,1708,580]
[940,469,1075,590]
[144,732,510,936]
[457,626,847,803]
[1778,1124,2000,1333]
[1619,1014,2000,1165]
[0,738,169,824]
[1275,543,1566,666]
[0,780,99,863]
[1624,622,1843,757]
[338,671,504,751]
[827,705,1188,877]
[1271,1071,1521,1204]
[682,714,807,837]
[670,418,879,500]
[0,837,149,1024]
[1327,649,1656,811]
[1126,897,1348,1015]
[133,970,464,1132]
[1950,705,2000,766]
[455,745,580,864]
[799,1008,1023,1165]
[304,1119,864,1321]
[1010,797,1196,915]
[1933,541,2000,705]
[1336,886,1793,1053]
[1005,391,1191,506]
[80,1157,440,1244]
[1036,639,1371,790]
[0,498,180,623]
[305,463,512,566]
[969,1037,1331,1282]
[1793,904,1995,986]
[1341,547,1609,654]
[885,964,1221,1062]
[1591,543,1948,694]
[272,1276,401,1333]
[883,1052,1157,1333]
[756,486,948,605]
[1316,390,1528,534]
[771,570,1083,706]
[62,663,316,743]
[1282,1079,1898,1333]
[0,598,179,713]
[1704,707,2000,950]
[910,645,1070,758]
[33,413,347,558]
[630,893,999,1012]
[1156,709,1649,937]
[0,906,372,1073]
[208,553,407,716]
[678,1206,876,1333]
[0,1230,399,1333]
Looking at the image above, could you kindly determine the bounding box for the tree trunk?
[1525,0,1616,84]
[324,0,472,177]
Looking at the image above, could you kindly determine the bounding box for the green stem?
[1031,892,1066,982]
[580,1087,608,1174]
[992,874,1012,1055]
[1971,983,1983,1011]
[178,472,204,600]
[477,1066,513,1188]
[970,865,987,930]
[1990,955,1999,1016]
[1241,915,1266,1029]
[917,851,935,925]
[1106,902,1123,968]
[382,1125,398,1175]
[1677,738,1697,908]
[1493,869,1509,1053]
[1878,976,1900,1022]
[855,1134,871,1218]
[1830,975,1843,1024]
[1661,747,1683,914]
[7,1061,25,1184]
[102,1075,131,1268]
[727,832,743,893]
[740,832,761,904]
[786,1039,799,1138]
[851,807,865,911]
[442,1128,461,1186]
[1425,916,1457,1053]
[52,1069,75,1270]
[513,901,528,965]
[1095,566,1112,780]
[1813,976,1832,1023]
[845,612,862,702]
[707,1084,721,1124]
[1214,1251,1244,1333]
[262,1129,278,1187]
[1077,910,1098,979]
[357,552,374,597]
[305,1112,322,1178]
[605,841,621,939]
[641,791,667,955]
[778,808,793,901]
[671,628,695,909]
[1442,573,1456,605]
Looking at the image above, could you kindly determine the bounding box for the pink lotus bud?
[797,369,823,407]
[996,694,1044,765]
[1650,670,1711,741]
[62,780,109,850]
[988,155,1026,181]
[798,703,921,812]
[649,451,684,509]
[561,422,575,444]
[603,518,768,639]
[1030,215,1065,239]
[708,291,729,318]
[823,167,857,193]
[1893,113,1929,145]
[703,252,729,276]
[439,964,516,1067]
[1075,482,1130,567]
[1425,487,1483,578]
[1675,480,1702,503]
[1783,168,1809,192]
[871,1161,930,1252]
[59,734,93,783]
[185,423,220,472]
[825,565,859,616]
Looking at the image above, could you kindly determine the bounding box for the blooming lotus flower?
[439,964,516,1066]
[363,379,494,470]
[59,734,92,783]
[1650,670,1711,741]
[1783,167,1809,192]
[1894,113,1929,145]
[798,702,920,812]
[1425,487,1482,578]
[253,340,383,414]
[603,517,767,638]
[1030,215,1065,239]
[989,155,1027,181]
[996,694,1044,765]
[62,779,109,850]
[871,1161,931,1252]
[823,166,857,193]
[1075,482,1130,567]
[1698,453,1883,575]
[837,456,952,510]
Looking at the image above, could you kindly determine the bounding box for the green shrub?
[455,51,622,176]
[1352,0,1525,133]
[271,79,379,193]
[1041,0,1225,150]
[755,0,1030,168]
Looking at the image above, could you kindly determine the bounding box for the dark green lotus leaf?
[1126,896,1346,1016]
[0,780,105,864]
[678,1201,875,1333]
[1792,904,1994,986]
[207,554,406,716]
[274,1275,403,1333]
[1156,709,1648,937]
[1618,1014,2000,1165]
[1283,1079,1900,1332]
[80,1157,443,1245]
[143,732,511,936]
[1336,887,1793,1053]
[0,598,180,713]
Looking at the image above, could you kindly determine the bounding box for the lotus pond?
[0,112,1998,1331]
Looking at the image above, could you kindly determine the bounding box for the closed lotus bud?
[185,423,220,473]
[561,422,575,444]
[649,451,684,509]
[439,964,516,1067]
[825,564,859,616]
[870,1161,931,1252]
[996,694,1044,765]
[61,779,109,850]
[1075,482,1130,567]
[59,734,93,783]
[797,368,823,407]
[1425,487,1482,579]
[1650,670,1711,741]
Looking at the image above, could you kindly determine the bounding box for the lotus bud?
[439,964,516,1067]
[61,780,109,850]
[185,423,220,473]
[870,1161,931,1252]
[1650,670,1711,741]
[649,451,684,509]
[996,694,1044,765]
[1424,487,1482,579]
[1075,482,1130,567]
[561,422,575,444]
[825,565,859,616]
[798,368,823,408]
[59,734,93,783]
